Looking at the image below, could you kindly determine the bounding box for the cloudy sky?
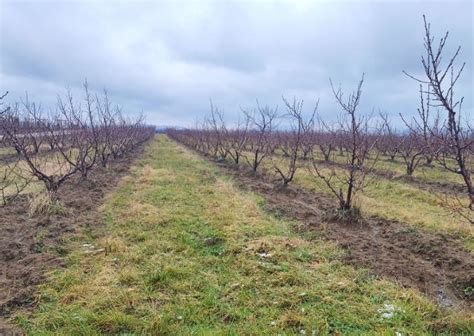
[1,0,472,127]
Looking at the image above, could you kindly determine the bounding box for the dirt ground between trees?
[0,150,142,334]
[212,160,474,311]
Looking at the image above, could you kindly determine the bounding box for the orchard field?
[1,10,473,336]
[0,107,473,333]
[6,136,473,335]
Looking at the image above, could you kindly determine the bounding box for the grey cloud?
[0,0,472,128]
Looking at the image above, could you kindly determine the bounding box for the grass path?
[16,136,472,335]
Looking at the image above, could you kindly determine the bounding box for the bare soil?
[213,160,474,310]
[0,150,142,334]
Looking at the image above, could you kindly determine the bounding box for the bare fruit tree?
[378,113,402,161]
[404,15,473,216]
[314,117,336,162]
[397,127,425,176]
[207,101,228,160]
[56,83,98,180]
[242,102,279,172]
[271,97,317,186]
[3,99,81,201]
[224,115,250,165]
[311,74,378,213]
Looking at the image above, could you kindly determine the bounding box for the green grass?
[15,136,472,334]
[311,150,466,187]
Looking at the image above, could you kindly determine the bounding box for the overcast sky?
[1,0,472,127]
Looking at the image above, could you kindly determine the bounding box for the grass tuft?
[28,192,69,217]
